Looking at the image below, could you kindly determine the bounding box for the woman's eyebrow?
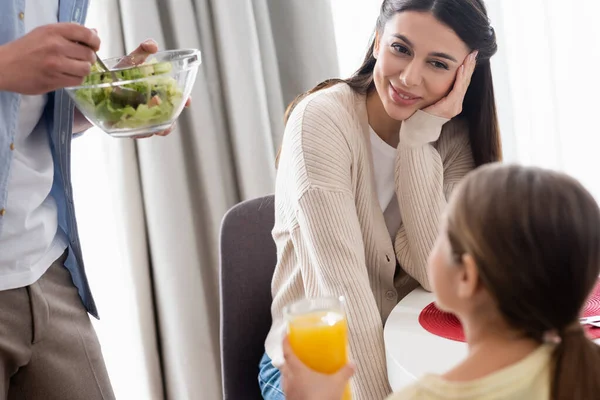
[392,33,458,62]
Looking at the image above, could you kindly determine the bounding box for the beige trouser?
[0,252,115,400]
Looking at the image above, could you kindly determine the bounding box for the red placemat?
[419,281,600,342]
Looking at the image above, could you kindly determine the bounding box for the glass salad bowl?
[65,48,201,137]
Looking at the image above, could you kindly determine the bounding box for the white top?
[388,344,554,400]
[383,288,600,392]
[0,0,67,291]
[369,127,402,238]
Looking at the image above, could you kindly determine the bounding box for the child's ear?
[457,253,479,299]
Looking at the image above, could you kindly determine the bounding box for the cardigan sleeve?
[394,111,475,290]
[278,93,393,399]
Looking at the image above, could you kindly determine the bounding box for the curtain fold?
[74,0,339,398]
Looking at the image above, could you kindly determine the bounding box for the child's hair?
[446,163,600,400]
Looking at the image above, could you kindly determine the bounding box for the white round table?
[383,288,600,391]
[383,288,466,392]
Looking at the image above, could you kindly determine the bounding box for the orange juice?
[288,310,352,400]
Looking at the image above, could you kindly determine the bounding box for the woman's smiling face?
[372,11,471,121]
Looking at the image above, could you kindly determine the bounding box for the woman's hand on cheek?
[423,50,478,119]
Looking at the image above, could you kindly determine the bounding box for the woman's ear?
[457,253,479,300]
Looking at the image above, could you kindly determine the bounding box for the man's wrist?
[0,45,9,91]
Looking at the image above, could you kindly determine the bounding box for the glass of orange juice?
[284,296,352,400]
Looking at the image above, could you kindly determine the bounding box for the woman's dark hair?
[446,163,600,400]
[279,0,501,167]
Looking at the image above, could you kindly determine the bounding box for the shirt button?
[0,208,5,217]
[9,143,14,151]
[386,290,396,301]
[18,12,24,20]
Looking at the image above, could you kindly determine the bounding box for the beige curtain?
[73,0,339,399]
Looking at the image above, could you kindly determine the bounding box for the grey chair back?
[219,195,277,400]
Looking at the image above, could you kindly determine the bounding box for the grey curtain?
[81,0,339,398]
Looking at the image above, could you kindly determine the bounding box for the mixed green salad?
[74,60,183,129]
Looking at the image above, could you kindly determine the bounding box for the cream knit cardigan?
[265,83,474,399]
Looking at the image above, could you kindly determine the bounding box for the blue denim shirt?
[0,0,98,317]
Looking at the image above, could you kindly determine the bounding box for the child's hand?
[280,336,355,400]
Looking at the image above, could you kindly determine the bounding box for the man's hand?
[124,39,192,139]
[0,23,100,95]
